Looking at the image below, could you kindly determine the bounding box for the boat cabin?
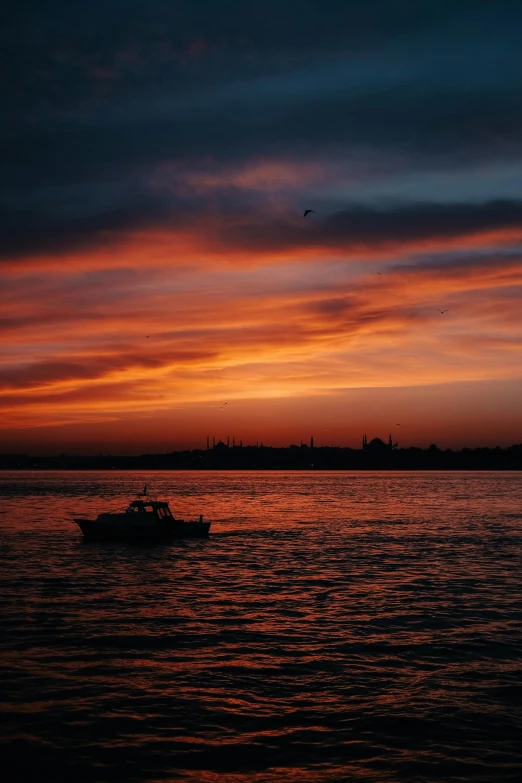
[125,500,174,520]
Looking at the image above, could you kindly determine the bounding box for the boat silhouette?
[73,486,211,542]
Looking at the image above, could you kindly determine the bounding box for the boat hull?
[74,518,211,543]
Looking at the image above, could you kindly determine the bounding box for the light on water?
[1,471,521,782]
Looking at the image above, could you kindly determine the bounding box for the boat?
[73,486,211,543]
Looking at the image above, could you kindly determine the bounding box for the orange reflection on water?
[1,471,521,781]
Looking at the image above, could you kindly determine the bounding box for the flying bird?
[377,272,382,275]
[396,424,401,426]
[437,309,449,314]
[303,209,314,217]
[146,335,150,338]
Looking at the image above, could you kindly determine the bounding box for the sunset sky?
[2,0,522,454]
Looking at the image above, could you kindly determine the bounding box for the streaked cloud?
[2,1,522,450]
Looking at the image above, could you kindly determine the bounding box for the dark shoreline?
[2,443,522,471]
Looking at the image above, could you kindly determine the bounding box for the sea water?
[1,470,521,782]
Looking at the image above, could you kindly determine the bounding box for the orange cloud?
[2,245,522,436]
[3,190,522,452]
[4,206,522,276]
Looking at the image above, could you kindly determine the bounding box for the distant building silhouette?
[362,434,394,451]
[3,441,522,470]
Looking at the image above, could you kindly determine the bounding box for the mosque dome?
[368,437,387,449]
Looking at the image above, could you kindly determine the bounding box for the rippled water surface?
[1,470,522,783]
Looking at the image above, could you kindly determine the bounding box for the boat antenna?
[140,484,147,496]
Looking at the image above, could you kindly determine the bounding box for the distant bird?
[146,335,150,338]
[396,424,401,426]
[437,309,449,314]
[377,272,382,275]
[303,209,314,217]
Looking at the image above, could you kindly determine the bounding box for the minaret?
[240,439,243,448]
[206,436,209,450]
[227,435,230,447]
[232,436,235,447]
[310,435,314,449]
[388,433,392,450]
